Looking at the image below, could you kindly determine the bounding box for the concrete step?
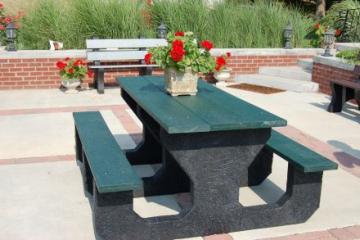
[297,58,313,71]
[258,66,312,82]
[235,74,319,93]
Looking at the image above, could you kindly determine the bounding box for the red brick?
[203,234,233,240]
[9,59,22,63]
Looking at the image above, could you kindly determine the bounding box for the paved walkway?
[0,86,359,240]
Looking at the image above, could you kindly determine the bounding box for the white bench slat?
[87,51,149,61]
[89,64,159,69]
[86,39,167,49]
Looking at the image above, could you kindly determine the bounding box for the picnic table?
[74,76,337,240]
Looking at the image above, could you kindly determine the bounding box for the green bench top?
[267,130,338,173]
[73,111,142,193]
[117,76,287,134]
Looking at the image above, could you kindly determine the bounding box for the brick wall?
[312,62,358,95]
[0,50,318,90]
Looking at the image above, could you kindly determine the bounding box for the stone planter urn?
[214,68,232,82]
[61,79,81,93]
[165,67,198,96]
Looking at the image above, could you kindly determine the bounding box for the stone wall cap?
[0,50,86,59]
[313,55,356,71]
[0,48,323,59]
[211,48,323,56]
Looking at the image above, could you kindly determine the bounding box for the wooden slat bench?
[73,111,142,196]
[266,130,338,173]
[327,79,360,112]
[86,39,167,94]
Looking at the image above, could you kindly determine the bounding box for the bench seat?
[266,130,338,173]
[86,38,167,94]
[73,111,142,193]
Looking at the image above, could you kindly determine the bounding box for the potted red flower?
[56,58,93,93]
[213,52,232,83]
[145,31,216,96]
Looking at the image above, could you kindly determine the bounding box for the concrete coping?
[211,48,324,56]
[0,48,324,59]
[0,50,86,59]
[335,42,360,51]
[313,55,356,71]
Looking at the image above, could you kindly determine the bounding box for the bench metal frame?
[327,79,360,112]
[86,38,167,94]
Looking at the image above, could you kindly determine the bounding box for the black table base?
[87,90,323,240]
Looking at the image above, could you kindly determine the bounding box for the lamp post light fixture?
[323,28,335,57]
[157,22,167,39]
[6,22,17,51]
[283,21,293,49]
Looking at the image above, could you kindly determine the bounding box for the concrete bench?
[327,79,360,112]
[73,111,142,197]
[86,38,167,94]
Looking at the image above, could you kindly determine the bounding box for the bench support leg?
[139,67,153,76]
[94,69,105,94]
[247,146,273,186]
[142,149,190,196]
[126,126,162,165]
[328,83,344,112]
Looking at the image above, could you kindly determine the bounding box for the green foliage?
[151,0,312,48]
[18,0,313,49]
[336,49,360,64]
[321,0,360,42]
[19,0,151,49]
[56,58,90,80]
[148,32,216,74]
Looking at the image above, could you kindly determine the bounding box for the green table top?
[117,76,287,134]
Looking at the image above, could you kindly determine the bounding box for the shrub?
[151,0,312,48]
[18,0,313,49]
[19,0,152,49]
[336,49,360,64]
[321,0,360,42]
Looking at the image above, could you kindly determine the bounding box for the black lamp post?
[6,22,17,51]
[283,21,293,49]
[323,28,335,57]
[157,22,167,39]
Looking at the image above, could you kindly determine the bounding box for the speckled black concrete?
[74,90,326,240]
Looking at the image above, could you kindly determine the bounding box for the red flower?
[175,31,184,37]
[68,68,74,74]
[87,70,94,78]
[73,59,84,67]
[170,40,185,62]
[215,56,226,71]
[201,40,213,51]
[0,24,4,31]
[335,29,342,37]
[5,16,11,25]
[226,52,231,58]
[64,57,70,61]
[0,3,4,10]
[144,53,152,64]
[56,61,67,70]
[172,39,184,48]
[314,23,320,29]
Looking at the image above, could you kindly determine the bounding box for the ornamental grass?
[18,0,313,49]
